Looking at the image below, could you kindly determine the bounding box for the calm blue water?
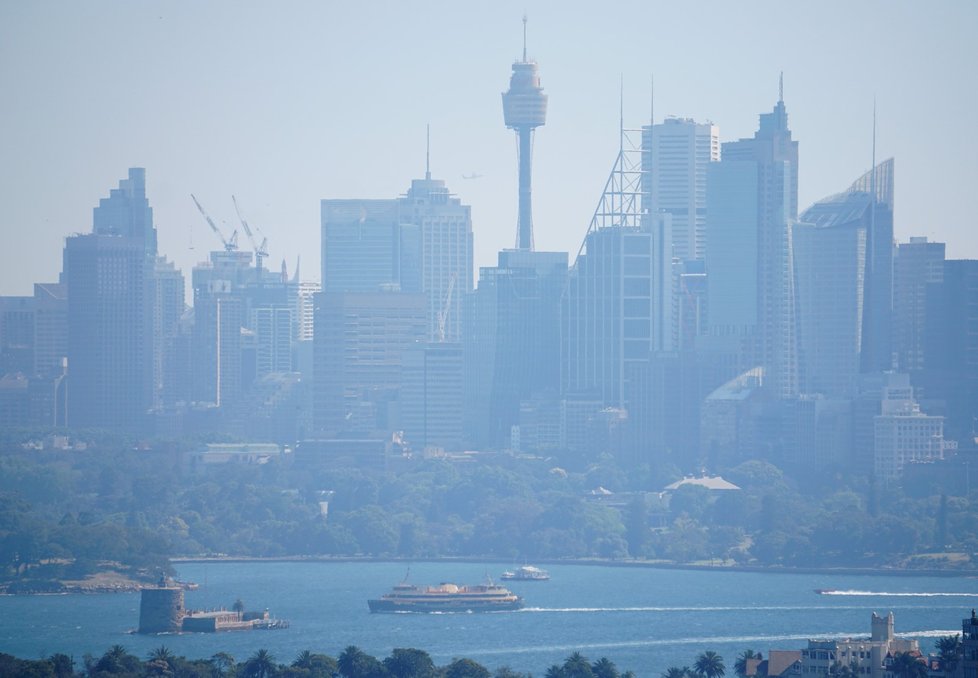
[2,561,976,676]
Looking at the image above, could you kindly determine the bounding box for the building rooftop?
[664,475,741,491]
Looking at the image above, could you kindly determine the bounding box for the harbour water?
[1,561,976,675]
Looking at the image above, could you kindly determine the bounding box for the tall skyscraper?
[397,163,473,343]
[502,17,547,250]
[793,205,867,398]
[706,83,799,398]
[464,250,566,448]
[313,290,426,436]
[563,226,658,408]
[795,159,894,396]
[31,282,67,380]
[894,237,944,374]
[152,257,185,409]
[922,259,978,439]
[191,251,252,407]
[93,167,157,255]
[402,342,464,450]
[642,117,720,263]
[64,168,158,430]
[850,159,895,375]
[320,200,420,293]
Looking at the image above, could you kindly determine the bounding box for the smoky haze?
[2,3,978,673]
[0,1,976,297]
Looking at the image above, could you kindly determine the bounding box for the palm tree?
[211,652,236,677]
[735,651,762,678]
[243,648,277,678]
[339,645,385,678]
[662,668,689,678]
[591,657,619,678]
[446,658,492,678]
[294,651,315,670]
[936,635,962,677]
[149,645,175,665]
[563,652,595,678]
[95,645,131,674]
[889,652,927,678]
[546,665,566,678]
[695,651,726,678]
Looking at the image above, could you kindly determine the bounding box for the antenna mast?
[522,14,527,62]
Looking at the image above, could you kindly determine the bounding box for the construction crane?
[436,273,457,343]
[191,194,238,252]
[231,194,269,275]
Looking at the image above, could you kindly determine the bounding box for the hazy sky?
[1,1,976,297]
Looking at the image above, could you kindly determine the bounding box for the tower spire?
[426,123,431,180]
[779,71,784,103]
[522,14,528,62]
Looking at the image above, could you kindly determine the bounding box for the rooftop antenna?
[871,97,877,196]
[779,71,784,103]
[650,74,654,128]
[522,14,527,62]
[426,123,431,181]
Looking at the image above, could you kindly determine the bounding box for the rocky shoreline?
[0,570,188,595]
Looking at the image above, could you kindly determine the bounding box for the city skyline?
[1,1,976,298]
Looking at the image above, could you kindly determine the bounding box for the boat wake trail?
[818,590,978,598]
[520,604,965,613]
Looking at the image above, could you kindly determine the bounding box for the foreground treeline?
[0,644,635,678]
[2,429,978,584]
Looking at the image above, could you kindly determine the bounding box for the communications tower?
[502,17,548,250]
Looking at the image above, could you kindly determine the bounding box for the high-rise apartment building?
[706,89,799,399]
[0,296,34,376]
[31,282,67,380]
[642,117,719,263]
[152,257,185,409]
[191,252,251,407]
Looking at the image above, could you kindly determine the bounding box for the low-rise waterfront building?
[800,612,918,678]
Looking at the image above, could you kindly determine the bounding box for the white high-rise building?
[643,117,720,263]
[295,281,320,342]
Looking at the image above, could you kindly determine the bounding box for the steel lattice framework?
[576,125,647,261]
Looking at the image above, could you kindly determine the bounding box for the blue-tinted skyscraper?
[93,167,157,255]
[65,169,158,430]
[464,250,567,448]
[795,159,895,397]
[705,87,799,398]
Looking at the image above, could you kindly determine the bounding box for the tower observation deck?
[502,18,548,250]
